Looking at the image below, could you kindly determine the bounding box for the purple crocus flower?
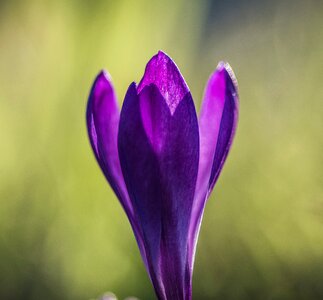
[87,51,239,300]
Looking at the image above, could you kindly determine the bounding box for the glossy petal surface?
[87,71,133,217]
[137,51,189,115]
[87,72,148,265]
[189,62,239,269]
[118,83,199,300]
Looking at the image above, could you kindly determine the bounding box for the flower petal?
[87,71,133,217]
[202,63,239,192]
[118,83,199,300]
[137,51,189,115]
[189,62,239,269]
[86,72,147,266]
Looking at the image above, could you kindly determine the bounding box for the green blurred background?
[0,0,322,299]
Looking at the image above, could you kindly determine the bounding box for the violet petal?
[87,71,134,217]
[137,51,189,115]
[118,82,199,300]
[86,72,147,266]
[189,62,239,270]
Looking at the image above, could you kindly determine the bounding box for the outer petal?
[87,71,133,218]
[118,82,199,300]
[137,51,189,115]
[86,72,147,265]
[189,62,239,269]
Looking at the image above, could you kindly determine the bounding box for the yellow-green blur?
[0,0,322,299]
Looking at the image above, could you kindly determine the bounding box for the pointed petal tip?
[216,61,239,94]
[88,70,115,103]
[95,69,113,84]
[86,68,118,147]
[156,49,170,60]
[127,81,138,94]
[138,51,190,114]
[139,50,189,90]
